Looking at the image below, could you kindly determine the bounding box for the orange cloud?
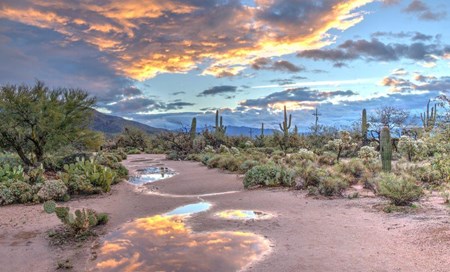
[0,0,375,80]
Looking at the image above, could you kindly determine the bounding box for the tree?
[368,106,409,146]
[0,81,96,167]
[115,126,150,151]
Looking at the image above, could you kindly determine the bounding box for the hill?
[90,110,165,135]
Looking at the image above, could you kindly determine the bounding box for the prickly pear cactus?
[43,200,56,214]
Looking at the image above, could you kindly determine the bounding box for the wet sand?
[0,154,449,271]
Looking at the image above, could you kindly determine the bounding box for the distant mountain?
[196,125,278,137]
[90,110,166,135]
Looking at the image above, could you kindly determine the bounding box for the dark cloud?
[171,91,186,96]
[106,97,160,113]
[333,62,348,68]
[240,87,357,108]
[122,86,143,97]
[383,0,401,6]
[382,74,450,93]
[371,31,433,41]
[403,0,447,21]
[251,58,303,72]
[269,79,295,85]
[197,85,238,97]
[298,38,449,64]
[166,101,195,110]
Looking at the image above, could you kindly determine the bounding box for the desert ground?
[0,154,449,272]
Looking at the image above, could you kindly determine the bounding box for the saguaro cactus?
[362,109,368,145]
[420,100,437,132]
[380,126,392,172]
[190,117,197,140]
[214,110,226,135]
[279,105,292,137]
[260,123,264,138]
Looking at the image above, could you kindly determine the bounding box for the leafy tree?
[0,81,95,166]
[368,106,409,146]
[115,126,150,151]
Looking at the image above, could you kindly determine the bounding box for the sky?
[0,0,449,131]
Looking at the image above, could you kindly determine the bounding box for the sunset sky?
[0,0,449,130]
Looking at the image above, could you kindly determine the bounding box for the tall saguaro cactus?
[214,110,226,135]
[420,99,437,132]
[279,105,292,137]
[362,109,368,145]
[380,126,392,172]
[190,117,197,140]
[260,123,264,138]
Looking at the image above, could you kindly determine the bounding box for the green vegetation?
[0,81,130,206]
[376,173,423,206]
[43,200,108,234]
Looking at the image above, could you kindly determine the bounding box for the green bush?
[243,164,295,188]
[239,159,259,173]
[0,182,14,205]
[376,173,423,206]
[9,181,33,203]
[37,180,68,201]
[317,152,336,165]
[318,176,348,196]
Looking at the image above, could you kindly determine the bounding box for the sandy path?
[0,154,448,272]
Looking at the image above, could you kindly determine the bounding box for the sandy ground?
[0,154,449,272]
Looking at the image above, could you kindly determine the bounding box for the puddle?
[91,207,270,271]
[216,210,273,220]
[166,202,212,216]
[129,167,176,185]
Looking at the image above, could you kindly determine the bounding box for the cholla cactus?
[218,144,230,153]
[297,148,316,161]
[244,140,254,148]
[230,147,240,155]
[398,136,427,162]
[204,145,215,153]
[37,180,68,201]
[357,146,379,163]
[325,131,357,162]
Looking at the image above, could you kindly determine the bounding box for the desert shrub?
[405,165,442,186]
[204,145,215,153]
[243,164,295,188]
[0,183,14,205]
[317,152,336,166]
[295,163,328,188]
[317,176,348,196]
[324,131,357,162]
[239,159,259,173]
[375,173,423,206]
[432,154,450,184]
[127,148,141,154]
[9,181,33,203]
[398,136,428,162]
[27,165,45,184]
[335,159,368,184]
[37,180,68,201]
[206,154,242,172]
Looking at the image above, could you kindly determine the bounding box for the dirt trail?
[0,154,449,271]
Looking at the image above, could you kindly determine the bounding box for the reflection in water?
[91,214,270,272]
[129,167,176,185]
[166,202,212,216]
[216,210,272,220]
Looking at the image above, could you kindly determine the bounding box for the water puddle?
[129,167,176,185]
[91,203,270,272]
[216,210,273,220]
[166,202,212,216]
